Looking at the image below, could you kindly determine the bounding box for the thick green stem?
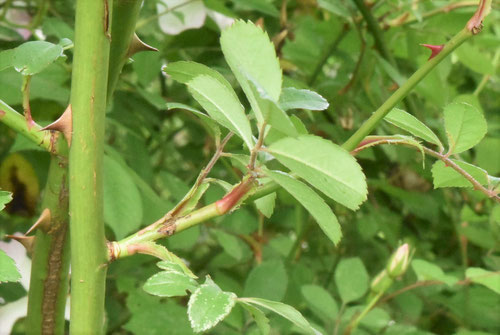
[27,141,70,335]
[342,28,472,151]
[69,0,112,332]
[0,99,58,153]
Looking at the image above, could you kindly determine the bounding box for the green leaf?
[431,160,489,188]
[385,108,442,148]
[143,271,198,297]
[0,249,21,283]
[220,20,282,124]
[239,301,270,335]
[104,155,143,239]
[188,277,237,332]
[213,230,244,261]
[238,297,320,335]
[163,61,233,92]
[411,259,458,286]
[301,284,338,321]
[444,102,487,154]
[166,102,221,139]
[268,135,367,210]
[279,87,329,111]
[266,170,342,245]
[187,75,253,150]
[155,253,197,279]
[0,190,13,212]
[334,257,369,303]
[232,0,280,17]
[466,268,500,294]
[254,192,276,218]
[11,41,64,75]
[244,259,288,301]
[455,44,495,75]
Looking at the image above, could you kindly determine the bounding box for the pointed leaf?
[239,301,270,335]
[431,160,489,188]
[238,297,320,335]
[220,20,282,124]
[411,259,458,286]
[0,41,65,76]
[254,192,276,218]
[279,87,329,111]
[266,170,342,245]
[0,190,13,212]
[187,75,253,149]
[268,135,367,210]
[301,284,338,321]
[385,108,442,148]
[0,249,21,283]
[466,268,500,294]
[143,271,198,297]
[188,277,237,332]
[444,102,487,154]
[163,61,233,91]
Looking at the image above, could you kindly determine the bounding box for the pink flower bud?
[386,243,412,278]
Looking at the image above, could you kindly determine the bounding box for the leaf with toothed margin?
[188,276,237,333]
[163,61,233,92]
[220,20,282,125]
[0,41,65,76]
[187,75,253,150]
[431,160,489,189]
[268,135,367,210]
[143,270,198,298]
[444,102,487,154]
[0,249,21,283]
[0,190,12,212]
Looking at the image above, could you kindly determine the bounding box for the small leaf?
[238,297,320,335]
[431,160,489,188]
[335,257,369,303]
[220,20,282,124]
[166,102,221,139]
[268,135,367,210]
[163,61,233,91]
[466,268,500,294]
[0,249,21,283]
[244,259,288,301]
[444,102,487,154]
[213,230,244,261]
[187,75,253,150]
[143,271,198,297]
[254,192,276,218]
[0,190,13,212]
[385,108,442,149]
[239,301,270,335]
[155,251,197,279]
[103,155,143,239]
[188,277,237,332]
[301,284,338,321]
[266,170,342,245]
[12,41,64,75]
[279,87,329,111]
[411,259,458,286]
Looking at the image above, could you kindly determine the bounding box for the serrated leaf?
[103,155,143,239]
[238,297,320,335]
[301,284,338,321]
[10,41,64,75]
[0,190,13,212]
[187,75,253,150]
[188,277,237,332]
[335,258,369,303]
[0,249,21,283]
[155,250,197,279]
[268,135,367,210]
[279,87,329,111]
[466,268,500,294]
[444,102,487,154]
[385,108,442,149]
[431,160,489,188]
[163,61,233,92]
[239,301,270,335]
[143,271,198,297]
[411,259,458,286]
[266,170,342,245]
[220,20,282,124]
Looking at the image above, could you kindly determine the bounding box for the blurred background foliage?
[0,0,499,334]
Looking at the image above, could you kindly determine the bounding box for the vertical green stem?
[342,28,472,151]
[27,140,70,335]
[69,0,112,332]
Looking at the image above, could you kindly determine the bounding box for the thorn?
[421,44,444,60]
[6,235,35,254]
[127,33,158,58]
[41,105,72,146]
[25,208,51,235]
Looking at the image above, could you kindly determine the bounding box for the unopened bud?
[386,243,411,278]
[370,269,393,294]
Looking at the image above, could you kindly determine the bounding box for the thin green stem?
[344,292,383,335]
[69,0,113,332]
[342,28,472,151]
[0,99,58,153]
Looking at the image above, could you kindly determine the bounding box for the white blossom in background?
[157,0,234,35]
